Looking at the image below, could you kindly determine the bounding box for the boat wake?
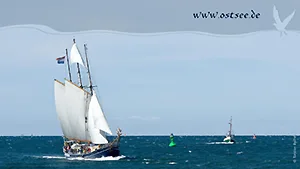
[67,155,126,161]
[33,155,126,161]
[206,142,234,145]
[40,156,65,159]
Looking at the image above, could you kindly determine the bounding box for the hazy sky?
[0,0,299,136]
[0,0,299,33]
[0,25,299,136]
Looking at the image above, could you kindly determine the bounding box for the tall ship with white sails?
[54,39,122,158]
[223,116,235,144]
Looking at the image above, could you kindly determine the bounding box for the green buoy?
[169,133,176,147]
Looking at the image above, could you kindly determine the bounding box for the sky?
[0,0,299,137]
[0,25,299,136]
[0,0,299,34]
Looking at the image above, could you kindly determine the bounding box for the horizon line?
[2,134,299,137]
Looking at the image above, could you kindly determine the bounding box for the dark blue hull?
[65,143,120,159]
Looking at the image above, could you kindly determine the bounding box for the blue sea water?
[0,136,299,169]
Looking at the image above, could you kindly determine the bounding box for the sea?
[0,135,299,169]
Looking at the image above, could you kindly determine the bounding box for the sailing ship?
[223,116,235,143]
[54,39,122,158]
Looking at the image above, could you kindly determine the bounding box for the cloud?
[128,116,161,121]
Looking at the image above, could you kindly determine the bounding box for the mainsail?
[54,80,69,136]
[64,79,90,141]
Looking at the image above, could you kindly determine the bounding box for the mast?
[229,116,232,136]
[84,44,93,95]
[73,39,83,88]
[65,49,72,82]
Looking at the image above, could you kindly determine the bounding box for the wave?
[206,142,235,144]
[33,155,126,161]
[0,24,298,38]
[67,155,126,161]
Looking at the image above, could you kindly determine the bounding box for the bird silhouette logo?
[273,5,295,36]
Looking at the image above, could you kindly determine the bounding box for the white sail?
[70,43,85,68]
[54,80,70,136]
[64,79,90,141]
[88,129,108,144]
[87,102,108,144]
[89,92,113,135]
